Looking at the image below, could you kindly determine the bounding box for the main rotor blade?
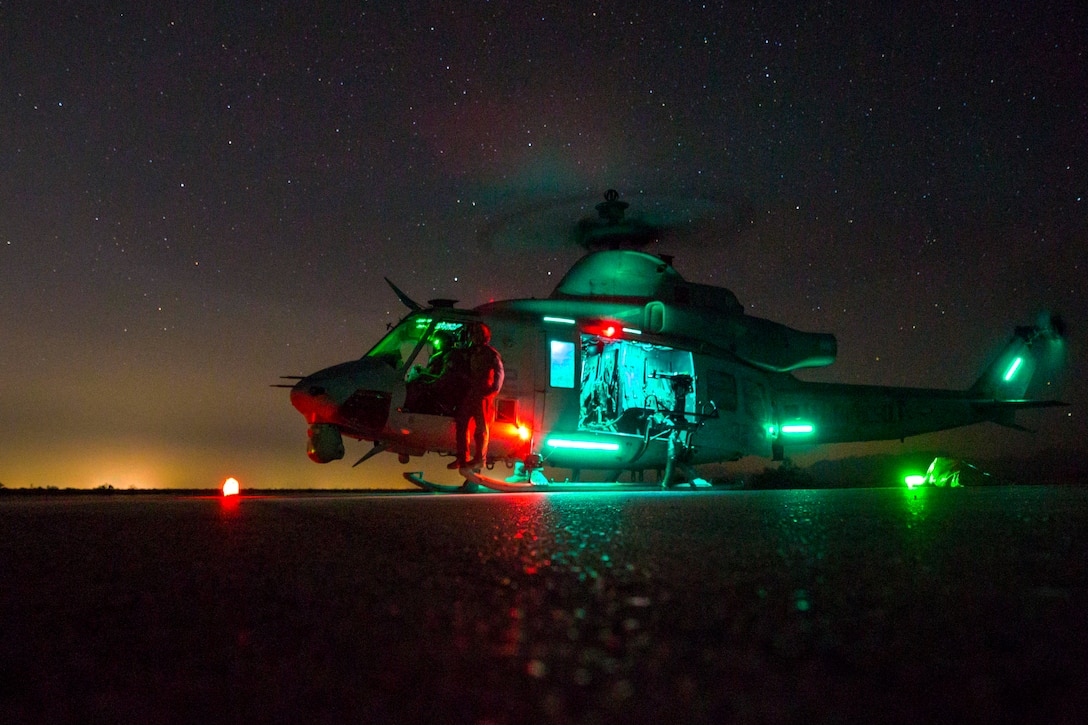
[384,278,423,311]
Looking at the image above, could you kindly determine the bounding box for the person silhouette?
[448,322,504,469]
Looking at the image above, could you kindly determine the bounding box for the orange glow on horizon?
[222,477,240,496]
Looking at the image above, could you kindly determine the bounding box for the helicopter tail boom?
[771,318,1067,447]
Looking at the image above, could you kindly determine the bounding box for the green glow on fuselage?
[545,438,621,452]
[1003,356,1023,381]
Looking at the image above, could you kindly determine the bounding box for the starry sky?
[2,1,1084,489]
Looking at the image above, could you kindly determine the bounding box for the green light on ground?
[905,474,925,488]
[545,438,621,452]
[1003,356,1023,381]
[781,423,814,434]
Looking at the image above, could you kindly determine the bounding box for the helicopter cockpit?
[366,314,473,417]
[366,315,459,369]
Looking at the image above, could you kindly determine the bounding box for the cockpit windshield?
[365,315,466,375]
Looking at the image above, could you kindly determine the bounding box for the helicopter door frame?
[698,363,747,461]
[577,333,696,437]
[540,328,579,436]
[737,374,774,458]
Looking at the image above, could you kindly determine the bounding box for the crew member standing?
[449,323,504,469]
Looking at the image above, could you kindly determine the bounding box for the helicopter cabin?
[359,250,837,470]
[360,299,757,472]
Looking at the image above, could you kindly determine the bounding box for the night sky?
[2,2,1084,489]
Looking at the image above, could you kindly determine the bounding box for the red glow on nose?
[222,477,240,496]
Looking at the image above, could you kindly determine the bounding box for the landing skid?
[403,471,479,493]
[405,469,714,494]
[462,470,698,493]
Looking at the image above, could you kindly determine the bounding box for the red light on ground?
[222,477,240,496]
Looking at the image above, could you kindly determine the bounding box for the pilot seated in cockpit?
[404,329,467,416]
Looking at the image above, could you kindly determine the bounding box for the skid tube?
[466,469,668,492]
[404,469,712,493]
[403,471,479,493]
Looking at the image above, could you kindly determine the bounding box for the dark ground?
[1,486,1086,724]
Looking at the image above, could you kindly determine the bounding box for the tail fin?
[969,314,1067,402]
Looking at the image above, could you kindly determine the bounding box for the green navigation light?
[781,424,814,434]
[1003,356,1023,381]
[545,438,621,452]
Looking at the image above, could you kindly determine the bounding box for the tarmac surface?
[2,485,1086,723]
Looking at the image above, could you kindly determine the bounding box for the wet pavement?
[2,486,1086,723]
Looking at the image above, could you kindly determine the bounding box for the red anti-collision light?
[585,321,621,338]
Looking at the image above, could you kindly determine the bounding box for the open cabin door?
[578,334,695,437]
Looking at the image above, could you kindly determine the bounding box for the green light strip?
[621,327,642,335]
[781,424,814,434]
[1003,357,1023,382]
[545,438,621,451]
[543,316,576,325]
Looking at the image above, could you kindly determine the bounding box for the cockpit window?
[365,316,465,374]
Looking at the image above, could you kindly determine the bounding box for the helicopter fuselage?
[288,250,1064,481]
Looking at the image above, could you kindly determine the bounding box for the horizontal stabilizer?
[969,399,1067,410]
[971,398,1067,430]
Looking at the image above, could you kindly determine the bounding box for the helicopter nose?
[289,358,396,434]
[290,379,338,424]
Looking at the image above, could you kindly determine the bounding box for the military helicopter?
[281,191,1066,492]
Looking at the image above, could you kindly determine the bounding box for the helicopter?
[281,191,1067,492]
